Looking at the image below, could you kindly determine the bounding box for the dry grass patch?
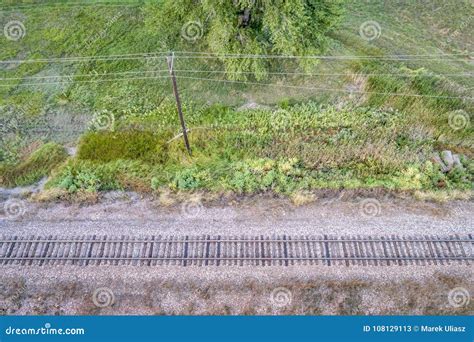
[290,191,316,206]
[2,271,471,315]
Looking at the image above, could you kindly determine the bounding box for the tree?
[145,0,345,80]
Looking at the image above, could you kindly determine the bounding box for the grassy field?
[0,0,472,198]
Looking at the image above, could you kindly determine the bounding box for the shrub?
[169,167,211,190]
[146,0,345,79]
[77,130,170,164]
[225,158,307,194]
[48,159,153,193]
[0,142,68,187]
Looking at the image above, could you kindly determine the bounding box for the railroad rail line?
[0,235,472,266]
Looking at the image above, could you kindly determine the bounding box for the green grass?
[0,142,68,187]
[1,0,472,112]
[77,130,171,164]
[1,0,473,195]
[44,102,473,194]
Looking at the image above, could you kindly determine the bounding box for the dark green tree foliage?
[145,0,345,79]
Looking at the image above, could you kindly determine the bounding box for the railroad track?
[0,235,472,266]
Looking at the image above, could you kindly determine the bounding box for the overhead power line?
[0,70,170,81]
[0,53,169,64]
[0,73,471,101]
[0,1,138,11]
[0,69,472,82]
[172,75,474,101]
[0,75,169,87]
[0,51,471,64]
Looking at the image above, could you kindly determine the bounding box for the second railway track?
[0,234,472,267]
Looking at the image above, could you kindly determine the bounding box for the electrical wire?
[172,75,474,100]
[1,72,471,101]
[1,51,471,64]
[1,69,472,82]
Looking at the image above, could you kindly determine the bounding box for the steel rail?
[0,235,471,266]
[1,256,471,261]
[0,237,472,243]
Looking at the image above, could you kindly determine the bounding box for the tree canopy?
[145,0,345,79]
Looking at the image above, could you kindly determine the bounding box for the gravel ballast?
[1,196,473,236]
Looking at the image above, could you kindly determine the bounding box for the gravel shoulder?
[1,194,473,236]
[1,265,472,315]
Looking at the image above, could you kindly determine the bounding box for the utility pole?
[166,52,191,156]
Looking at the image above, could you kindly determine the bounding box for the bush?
[77,130,171,164]
[169,167,211,190]
[225,158,307,194]
[48,159,153,193]
[146,0,345,79]
[0,142,68,187]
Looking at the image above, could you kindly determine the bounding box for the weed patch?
[0,142,68,187]
[44,102,473,195]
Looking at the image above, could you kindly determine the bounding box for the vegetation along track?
[1,235,472,267]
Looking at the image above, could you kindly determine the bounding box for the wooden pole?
[166,52,191,155]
